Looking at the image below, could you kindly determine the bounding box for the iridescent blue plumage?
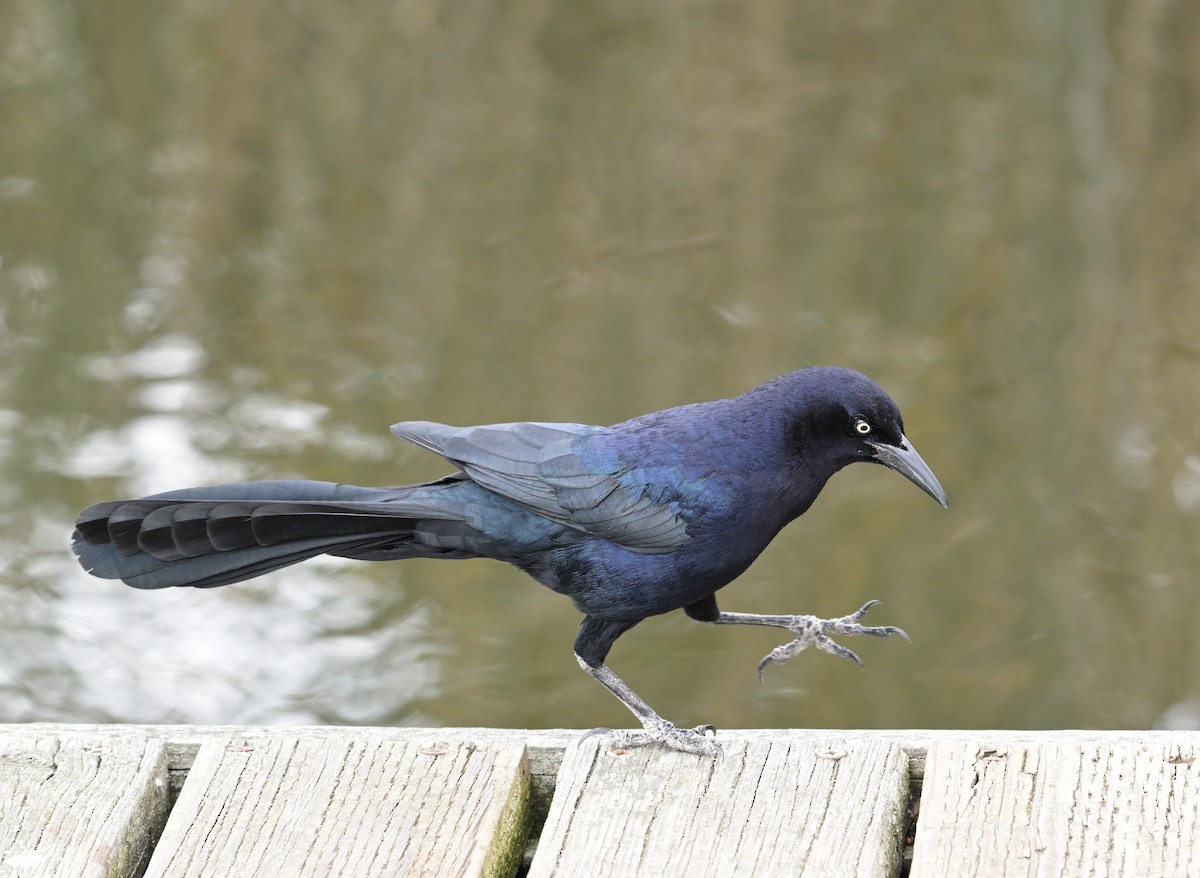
[73,366,945,755]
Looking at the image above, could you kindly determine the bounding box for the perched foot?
[576,652,723,758]
[585,720,722,758]
[756,600,908,680]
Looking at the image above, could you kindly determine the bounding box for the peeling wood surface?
[529,735,909,878]
[0,733,169,878]
[910,740,1200,877]
[143,736,529,878]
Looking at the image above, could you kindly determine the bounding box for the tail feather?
[71,479,477,590]
[73,533,395,589]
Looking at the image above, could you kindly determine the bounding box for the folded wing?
[391,420,689,553]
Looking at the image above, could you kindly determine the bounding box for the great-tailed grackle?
[72,366,946,756]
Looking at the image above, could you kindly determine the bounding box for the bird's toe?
[589,721,722,758]
[756,600,909,678]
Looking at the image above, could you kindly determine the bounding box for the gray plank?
[0,733,169,878]
[144,735,529,878]
[529,735,910,877]
[910,740,1200,877]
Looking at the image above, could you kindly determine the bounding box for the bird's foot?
[757,600,908,680]
[585,720,722,758]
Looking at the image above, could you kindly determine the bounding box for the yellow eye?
[854,419,872,435]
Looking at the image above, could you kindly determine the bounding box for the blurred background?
[2,0,1198,734]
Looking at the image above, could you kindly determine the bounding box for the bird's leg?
[577,656,722,757]
[575,615,721,758]
[686,597,907,680]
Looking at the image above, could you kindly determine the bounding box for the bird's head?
[779,367,948,508]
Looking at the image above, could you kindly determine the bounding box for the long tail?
[72,478,478,589]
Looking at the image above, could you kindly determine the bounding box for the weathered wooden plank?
[529,735,910,877]
[0,734,169,878]
[910,740,1200,877]
[143,736,529,878]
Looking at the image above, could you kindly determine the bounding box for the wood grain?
[0,733,169,878]
[144,736,529,878]
[911,740,1200,877]
[529,734,909,877]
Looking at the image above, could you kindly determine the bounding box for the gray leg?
[577,655,721,758]
[691,599,908,680]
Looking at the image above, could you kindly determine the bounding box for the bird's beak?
[869,435,948,508]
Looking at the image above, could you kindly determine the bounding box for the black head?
[775,366,948,507]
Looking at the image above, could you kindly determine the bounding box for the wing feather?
[391,420,690,552]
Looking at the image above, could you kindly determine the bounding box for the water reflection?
[1,0,1199,733]
[7,544,436,726]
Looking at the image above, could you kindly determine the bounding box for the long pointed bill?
[869,435,948,508]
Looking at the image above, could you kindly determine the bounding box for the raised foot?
[757,600,908,680]
[585,720,722,759]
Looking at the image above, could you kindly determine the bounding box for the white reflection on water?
[1111,423,1156,490]
[0,357,440,727]
[3,514,437,726]
[81,334,206,383]
[65,331,334,492]
[62,415,246,497]
[1171,456,1200,514]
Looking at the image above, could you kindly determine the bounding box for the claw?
[584,721,723,759]
[577,658,724,759]
[843,601,909,640]
[851,599,880,617]
[757,640,859,680]
[755,600,907,680]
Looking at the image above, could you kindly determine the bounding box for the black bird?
[72,367,946,756]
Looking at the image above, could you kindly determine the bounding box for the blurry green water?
[2,0,1199,734]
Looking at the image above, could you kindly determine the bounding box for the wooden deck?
[1,725,1196,877]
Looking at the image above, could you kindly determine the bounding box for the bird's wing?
[391,420,690,552]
